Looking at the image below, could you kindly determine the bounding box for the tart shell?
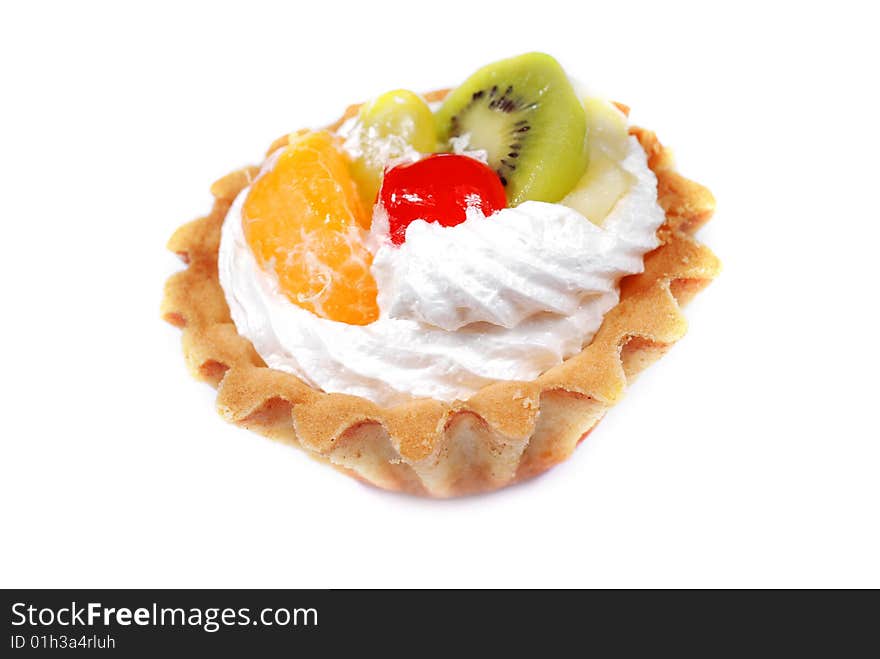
[162,93,720,497]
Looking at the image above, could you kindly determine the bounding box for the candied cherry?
[379,154,507,245]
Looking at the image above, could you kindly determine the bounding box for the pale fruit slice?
[348,89,436,205]
[561,152,633,224]
[242,130,379,325]
[561,98,634,225]
[583,97,630,160]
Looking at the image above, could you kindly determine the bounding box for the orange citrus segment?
[242,130,379,325]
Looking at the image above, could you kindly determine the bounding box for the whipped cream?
[218,131,665,406]
[374,201,641,331]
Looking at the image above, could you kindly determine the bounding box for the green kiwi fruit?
[435,52,589,205]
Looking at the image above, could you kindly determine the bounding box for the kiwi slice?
[435,53,588,205]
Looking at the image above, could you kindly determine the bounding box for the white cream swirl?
[375,200,638,331]
[218,136,665,406]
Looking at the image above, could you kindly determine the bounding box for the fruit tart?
[162,53,720,497]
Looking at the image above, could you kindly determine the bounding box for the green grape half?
[350,90,437,205]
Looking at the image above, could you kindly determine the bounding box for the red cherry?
[379,154,507,245]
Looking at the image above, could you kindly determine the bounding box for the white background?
[1,1,878,588]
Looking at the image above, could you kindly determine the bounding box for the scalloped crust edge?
[161,113,720,497]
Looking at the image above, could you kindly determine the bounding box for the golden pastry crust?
[161,95,720,497]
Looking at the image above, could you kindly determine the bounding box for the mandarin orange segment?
[242,130,379,325]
